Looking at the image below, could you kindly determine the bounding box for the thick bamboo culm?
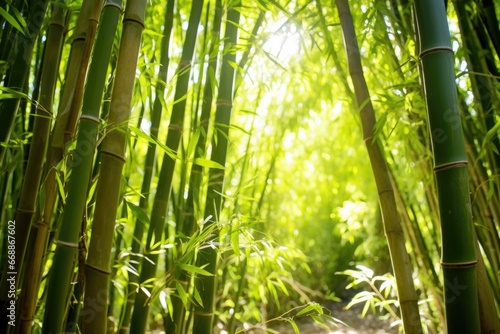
[414,0,480,332]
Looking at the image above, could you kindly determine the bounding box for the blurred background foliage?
[0,0,499,333]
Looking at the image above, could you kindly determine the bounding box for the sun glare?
[262,20,302,64]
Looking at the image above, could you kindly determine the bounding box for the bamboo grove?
[0,0,499,333]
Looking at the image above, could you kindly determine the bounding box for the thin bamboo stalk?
[0,3,50,324]
[182,0,222,239]
[129,1,205,332]
[63,0,105,143]
[414,0,480,332]
[193,3,241,332]
[15,3,67,332]
[334,0,423,332]
[0,0,49,165]
[118,1,174,332]
[479,0,500,61]
[165,2,223,332]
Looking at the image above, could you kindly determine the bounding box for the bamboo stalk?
[0,0,49,165]
[40,0,129,331]
[15,1,97,331]
[0,4,50,325]
[15,3,67,332]
[334,0,423,332]
[193,3,241,333]
[164,2,223,332]
[414,0,480,332]
[63,0,105,143]
[82,0,146,331]
[118,1,174,332]
[129,1,205,332]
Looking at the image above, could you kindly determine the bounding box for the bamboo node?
[79,114,101,124]
[441,260,477,268]
[216,99,233,107]
[123,16,145,29]
[16,208,36,215]
[85,263,111,275]
[434,160,468,172]
[363,135,374,143]
[100,148,127,163]
[419,46,453,58]
[56,240,79,248]
[104,1,123,12]
[179,59,192,68]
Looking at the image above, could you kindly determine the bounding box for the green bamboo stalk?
[63,213,87,334]
[414,0,480,332]
[453,0,500,195]
[182,0,222,239]
[129,1,205,332]
[118,1,174,332]
[81,0,146,331]
[0,0,49,165]
[234,9,264,93]
[14,3,67,332]
[40,0,130,332]
[0,0,28,69]
[390,169,446,329]
[474,232,500,333]
[163,3,223,332]
[0,2,59,332]
[334,0,423,332]
[193,3,241,333]
[14,1,97,331]
[479,0,500,61]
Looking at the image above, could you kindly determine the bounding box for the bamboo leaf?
[310,314,332,329]
[126,201,150,226]
[178,263,214,276]
[193,157,225,169]
[486,180,495,202]
[0,86,31,99]
[0,7,27,35]
[175,282,188,306]
[193,285,203,307]
[296,302,322,316]
[231,229,240,257]
[480,120,500,151]
[286,318,300,334]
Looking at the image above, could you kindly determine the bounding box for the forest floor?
[272,304,399,334]
[231,302,400,334]
[150,303,400,334]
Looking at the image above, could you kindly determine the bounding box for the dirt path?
[262,303,400,334]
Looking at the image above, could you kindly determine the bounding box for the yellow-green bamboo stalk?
[334,0,423,332]
[15,3,67,332]
[62,0,105,143]
[82,0,146,332]
[414,0,480,332]
[0,3,50,323]
[15,0,97,331]
[118,1,174,333]
[40,1,134,332]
